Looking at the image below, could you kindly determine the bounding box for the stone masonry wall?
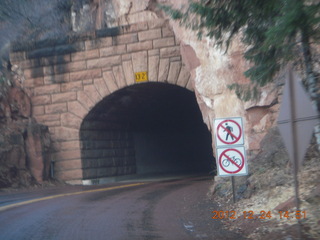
[80,123,136,180]
[10,19,191,183]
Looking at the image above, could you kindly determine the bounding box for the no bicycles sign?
[216,146,248,176]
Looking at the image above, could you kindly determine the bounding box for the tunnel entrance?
[80,82,214,181]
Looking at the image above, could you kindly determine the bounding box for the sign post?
[277,68,320,239]
[214,117,248,202]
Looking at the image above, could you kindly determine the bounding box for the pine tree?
[161,0,320,111]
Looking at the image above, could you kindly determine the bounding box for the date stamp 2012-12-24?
[212,210,307,220]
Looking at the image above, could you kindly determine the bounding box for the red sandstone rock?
[274,196,296,211]
[0,69,51,187]
[8,87,31,119]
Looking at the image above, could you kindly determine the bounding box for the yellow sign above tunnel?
[135,71,148,83]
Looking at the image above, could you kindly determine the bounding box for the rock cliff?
[0,67,51,188]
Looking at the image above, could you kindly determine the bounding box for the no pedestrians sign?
[214,117,244,147]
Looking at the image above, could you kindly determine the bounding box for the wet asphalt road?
[0,176,244,240]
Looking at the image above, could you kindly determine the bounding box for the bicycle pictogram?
[222,155,241,168]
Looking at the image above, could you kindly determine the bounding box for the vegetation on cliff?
[161,0,320,108]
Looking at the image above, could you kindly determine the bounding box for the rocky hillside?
[0,67,52,188]
[211,128,320,239]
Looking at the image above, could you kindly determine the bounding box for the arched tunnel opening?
[80,82,215,181]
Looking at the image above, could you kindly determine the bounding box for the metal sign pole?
[231,176,236,203]
[288,69,302,239]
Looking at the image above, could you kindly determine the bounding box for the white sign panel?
[214,117,244,147]
[216,146,248,176]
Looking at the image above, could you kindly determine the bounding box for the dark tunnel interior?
[80,82,215,180]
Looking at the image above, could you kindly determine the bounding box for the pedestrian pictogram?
[216,146,248,176]
[214,118,244,147]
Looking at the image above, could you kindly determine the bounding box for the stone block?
[18,59,40,68]
[10,51,26,62]
[122,61,135,86]
[148,55,159,82]
[40,54,71,66]
[51,92,77,104]
[44,61,86,75]
[177,66,190,88]
[77,91,95,110]
[70,69,102,81]
[61,81,83,92]
[87,55,121,69]
[27,47,55,59]
[121,22,148,33]
[24,67,44,79]
[68,101,88,119]
[121,54,131,61]
[71,49,99,61]
[53,149,81,162]
[45,103,67,114]
[162,27,175,37]
[53,140,80,151]
[103,71,119,93]
[100,45,126,57]
[43,120,61,127]
[44,73,69,84]
[94,78,110,98]
[96,27,120,38]
[54,159,82,171]
[61,112,82,129]
[113,33,138,45]
[112,65,126,88]
[148,19,167,29]
[167,61,181,84]
[160,46,180,58]
[170,56,181,62]
[127,41,152,53]
[85,37,112,50]
[132,51,148,73]
[32,95,51,106]
[54,42,85,56]
[148,49,159,56]
[83,79,93,85]
[35,114,60,123]
[54,169,83,181]
[153,37,175,49]
[138,29,162,41]
[158,58,170,82]
[53,127,79,141]
[34,84,60,96]
[83,85,102,104]
[32,105,45,116]
[23,79,34,88]
[30,77,45,87]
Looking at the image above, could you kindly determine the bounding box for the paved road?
[0,176,244,240]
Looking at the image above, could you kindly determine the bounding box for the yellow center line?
[0,182,147,212]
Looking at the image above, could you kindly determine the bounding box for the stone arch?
[54,61,192,182]
[78,81,213,183]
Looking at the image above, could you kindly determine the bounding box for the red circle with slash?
[219,148,244,174]
[217,119,242,145]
